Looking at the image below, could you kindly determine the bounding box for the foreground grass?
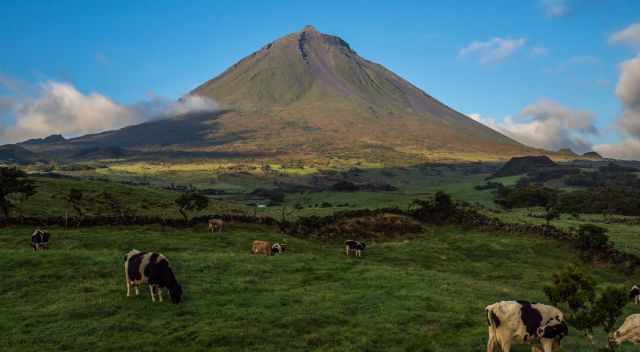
[1,225,638,351]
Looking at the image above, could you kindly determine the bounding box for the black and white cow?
[345,240,366,257]
[630,285,640,304]
[486,300,568,352]
[271,243,287,255]
[31,229,50,251]
[124,249,183,304]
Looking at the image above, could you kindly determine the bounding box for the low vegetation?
[2,158,640,351]
[1,225,637,351]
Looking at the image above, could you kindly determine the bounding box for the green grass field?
[2,224,638,351]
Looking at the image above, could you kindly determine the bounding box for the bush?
[331,181,359,192]
[544,265,628,351]
[575,224,611,260]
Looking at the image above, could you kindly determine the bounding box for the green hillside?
[2,225,637,351]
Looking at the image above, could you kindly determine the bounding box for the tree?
[98,191,136,220]
[0,167,36,220]
[64,188,85,217]
[545,207,561,225]
[175,191,209,222]
[576,224,611,261]
[280,192,310,222]
[544,265,628,351]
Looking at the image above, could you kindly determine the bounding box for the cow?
[251,240,273,256]
[630,285,640,304]
[271,243,288,255]
[344,240,366,257]
[31,229,50,251]
[124,249,183,304]
[208,219,224,233]
[486,300,568,352]
[612,314,640,346]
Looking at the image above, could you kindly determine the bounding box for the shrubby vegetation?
[175,191,209,222]
[544,265,628,351]
[0,167,36,220]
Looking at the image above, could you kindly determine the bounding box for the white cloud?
[1,82,139,143]
[544,55,599,74]
[458,37,526,64]
[468,113,482,122]
[594,139,640,160]
[541,0,570,18]
[0,80,218,144]
[469,99,597,154]
[595,56,640,160]
[612,56,640,140]
[530,46,549,57]
[609,22,640,50]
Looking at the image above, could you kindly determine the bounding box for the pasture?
[1,224,638,351]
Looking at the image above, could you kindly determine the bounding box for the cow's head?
[169,283,183,304]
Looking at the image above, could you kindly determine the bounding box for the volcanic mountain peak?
[15,26,536,163]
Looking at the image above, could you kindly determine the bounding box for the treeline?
[492,162,640,216]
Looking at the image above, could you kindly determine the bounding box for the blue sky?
[1,0,640,158]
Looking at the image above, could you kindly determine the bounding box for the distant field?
[491,208,640,257]
[1,225,638,351]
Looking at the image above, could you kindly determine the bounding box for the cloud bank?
[0,78,218,144]
[541,0,570,18]
[594,56,640,159]
[471,99,598,154]
[609,22,640,50]
[459,37,526,64]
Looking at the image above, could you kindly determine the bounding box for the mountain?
[0,144,48,164]
[16,26,536,163]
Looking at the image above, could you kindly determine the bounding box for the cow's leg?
[134,285,140,296]
[496,331,511,352]
[149,285,156,302]
[544,340,560,352]
[157,288,163,303]
[345,246,349,256]
[486,327,495,352]
[124,265,131,296]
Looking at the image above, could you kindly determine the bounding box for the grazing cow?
[31,229,50,251]
[613,314,640,346]
[271,243,288,255]
[251,240,273,256]
[208,219,224,233]
[344,240,366,257]
[630,285,640,304]
[124,249,183,304]
[486,300,568,352]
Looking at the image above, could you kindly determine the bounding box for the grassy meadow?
[2,224,639,351]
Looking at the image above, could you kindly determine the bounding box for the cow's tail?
[485,304,500,330]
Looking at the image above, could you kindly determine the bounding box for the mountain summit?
[189,25,530,160]
[16,26,533,163]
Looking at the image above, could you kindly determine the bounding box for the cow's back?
[125,250,168,284]
[616,314,640,345]
[487,301,532,343]
[252,240,272,255]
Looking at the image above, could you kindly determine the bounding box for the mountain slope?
[17,26,535,163]
[189,25,528,158]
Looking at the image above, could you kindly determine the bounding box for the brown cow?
[251,240,273,256]
[208,219,224,233]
